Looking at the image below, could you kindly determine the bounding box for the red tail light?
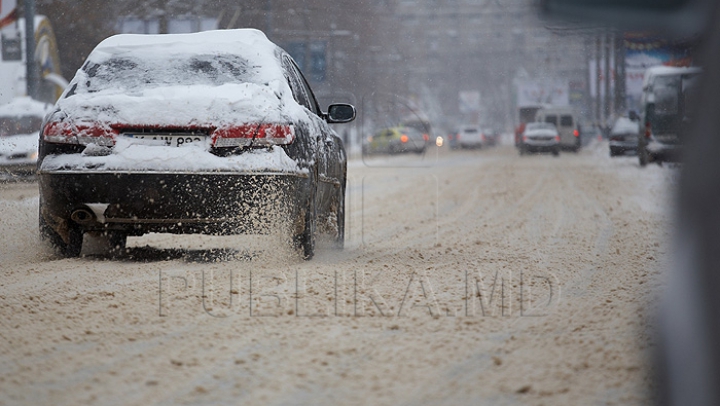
[400,134,409,143]
[645,121,651,138]
[213,124,295,147]
[43,119,118,146]
[422,133,429,141]
[573,129,579,137]
[555,135,561,142]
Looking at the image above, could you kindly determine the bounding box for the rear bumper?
[39,170,309,237]
[609,140,638,150]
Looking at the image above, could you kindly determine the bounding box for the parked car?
[609,116,640,157]
[519,122,560,156]
[638,65,702,166]
[457,125,484,149]
[37,29,356,259]
[446,128,460,149]
[535,106,580,152]
[0,97,53,174]
[364,126,426,154]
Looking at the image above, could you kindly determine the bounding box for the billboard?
[624,34,694,109]
[517,80,569,107]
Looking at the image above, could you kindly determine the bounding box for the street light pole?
[24,0,38,100]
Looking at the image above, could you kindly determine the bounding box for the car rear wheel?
[552,147,560,157]
[105,231,127,257]
[294,169,317,260]
[334,183,345,250]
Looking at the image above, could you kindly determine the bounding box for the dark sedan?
[38,29,355,259]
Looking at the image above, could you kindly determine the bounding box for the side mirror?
[326,104,356,124]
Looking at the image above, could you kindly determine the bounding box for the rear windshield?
[544,115,558,126]
[560,115,573,126]
[653,75,680,115]
[69,54,258,96]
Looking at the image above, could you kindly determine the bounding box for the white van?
[535,107,580,152]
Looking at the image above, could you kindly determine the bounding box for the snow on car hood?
[611,117,640,135]
[40,138,304,173]
[56,29,307,128]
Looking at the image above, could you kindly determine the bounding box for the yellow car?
[364,126,427,155]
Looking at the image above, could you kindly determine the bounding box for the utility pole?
[603,30,612,125]
[24,0,38,100]
[614,32,626,115]
[595,35,601,126]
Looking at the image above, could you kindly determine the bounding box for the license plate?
[126,134,207,147]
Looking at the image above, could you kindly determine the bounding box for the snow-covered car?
[609,116,640,157]
[37,29,356,259]
[457,126,484,149]
[0,97,53,174]
[519,122,560,156]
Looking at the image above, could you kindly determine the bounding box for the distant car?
[457,126,484,149]
[364,126,426,154]
[37,29,356,259]
[609,116,640,157]
[446,129,460,149]
[638,65,702,166]
[0,97,53,174]
[482,128,500,147]
[520,122,560,156]
[535,106,580,152]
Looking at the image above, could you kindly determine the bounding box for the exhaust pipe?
[70,208,95,224]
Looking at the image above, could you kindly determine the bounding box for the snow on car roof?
[644,65,702,78]
[611,117,640,135]
[0,97,53,118]
[57,29,307,128]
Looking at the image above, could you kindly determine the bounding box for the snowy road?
[0,142,674,405]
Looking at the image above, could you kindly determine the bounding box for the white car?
[520,122,560,156]
[457,126,484,149]
[0,97,53,174]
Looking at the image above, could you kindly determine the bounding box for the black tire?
[610,148,618,157]
[334,183,346,250]
[519,145,526,156]
[40,213,83,258]
[295,169,317,260]
[552,148,560,157]
[106,231,127,257]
